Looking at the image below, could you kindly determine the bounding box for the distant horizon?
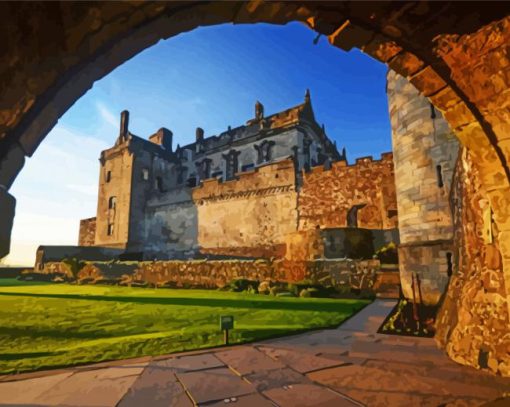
[3,22,392,266]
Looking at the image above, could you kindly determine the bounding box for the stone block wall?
[41,258,393,296]
[298,154,398,231]
[387,70,459,305]
[78,217,96,246]
[192,158,298,257]
[436,148,509,376]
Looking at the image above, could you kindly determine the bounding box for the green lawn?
[0,279,369,374]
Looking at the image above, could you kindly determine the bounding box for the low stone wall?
[132,259,278,288]
[41,258,395,295]
[275,259,381,291]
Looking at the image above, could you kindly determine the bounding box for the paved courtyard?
[1,300,508,406]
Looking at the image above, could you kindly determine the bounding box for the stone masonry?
[79,94,398,262]
[387,70,459,306]
[436,148,510,376]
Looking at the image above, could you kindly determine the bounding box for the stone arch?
[1,0,510,373]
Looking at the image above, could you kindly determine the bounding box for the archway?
[1,1,509,375]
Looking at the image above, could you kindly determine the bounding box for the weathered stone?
[0,187,15,259]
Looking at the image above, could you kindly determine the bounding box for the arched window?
[108,196,117,210]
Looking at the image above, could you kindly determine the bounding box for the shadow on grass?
[0,351,60,361]
[0,279,52,287]
[0,292,369,313]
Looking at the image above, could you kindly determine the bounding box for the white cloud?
[96,102,119,129]
[5,124,108,266]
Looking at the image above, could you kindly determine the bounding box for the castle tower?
[95,110,136,250]
[387,70,459,305]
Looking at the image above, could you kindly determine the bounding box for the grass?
[0,279,369,375]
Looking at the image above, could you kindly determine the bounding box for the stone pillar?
[0,142,25,260]
[0,186,16,259]
[387,70,459,305]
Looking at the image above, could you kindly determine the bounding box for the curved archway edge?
[0,0,509,373]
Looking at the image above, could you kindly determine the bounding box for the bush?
[299,288,311,298]
[78,277,94,285]
[288,281,336,298]
[93,278,120,286]
[375,242,398,264]
[228,279,259,293]
[258,281,271,295]
[270,285,286,296]
[62,257,87,281]
[18,272,61,282]
[276,291,295,297]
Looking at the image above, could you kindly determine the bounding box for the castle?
[78,91,399,261]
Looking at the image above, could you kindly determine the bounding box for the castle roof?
[178,90,340,159]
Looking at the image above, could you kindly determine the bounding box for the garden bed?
[378,297,438,337]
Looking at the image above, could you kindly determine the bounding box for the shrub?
[299,288,311,298]
[229,279,259,292]
[18,272,60,282]
[270,286,286,296]
[288,281,336,298]
[276,291,294,297]
[375,242,398,264]
[257,281,271,295]
[93,278,120,286]
[78,277,94,285]
[62,257,87,281]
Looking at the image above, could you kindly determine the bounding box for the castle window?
[155,176,164,192]
[196,159,211,180]
[482,202,494,244]
[446,252,453,277]
[187,176,197,187]
[108,196,117,210]
[223,150,239,180]
[176,166,187,185]
[436,165,444,188]
[107,223,114,236]
[105,170,111,183]
[303,137,312,172]
[430,103,437,120]
[142,168,149,181]
[387,209,398,218]
[242,163,255,172]
[255,141,274,164]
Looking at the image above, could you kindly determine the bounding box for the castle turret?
[304,88,311,105]
[387,70,459,306]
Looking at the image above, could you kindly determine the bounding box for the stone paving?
[1,300,509,406]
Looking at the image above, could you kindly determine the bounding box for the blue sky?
[3,22,391,266]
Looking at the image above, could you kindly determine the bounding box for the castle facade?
[79,91,398,260]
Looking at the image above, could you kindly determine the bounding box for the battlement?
[193,158,296,202]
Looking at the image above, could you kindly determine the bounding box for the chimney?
[149,127,173,152]
[255,101,264,121]
[196,127,204,143]
[119,110,129,140]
